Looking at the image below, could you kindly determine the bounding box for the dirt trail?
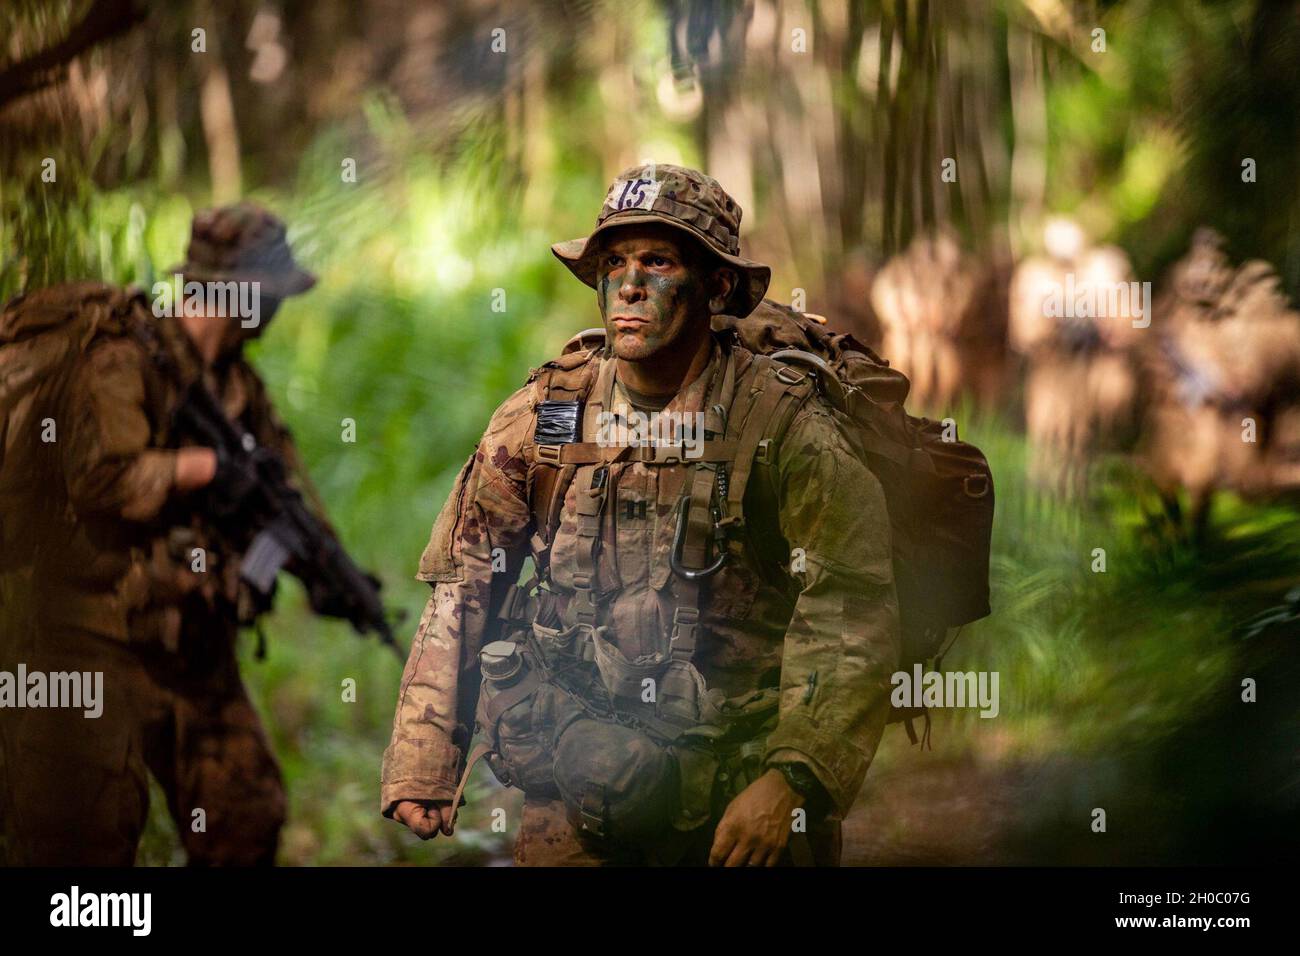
[842,755,1027,865]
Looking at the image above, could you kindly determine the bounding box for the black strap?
[788,831,817,867]
[482,667,543,728]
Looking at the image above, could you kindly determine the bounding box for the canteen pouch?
[669,743,721,832]
[476,639,583,796]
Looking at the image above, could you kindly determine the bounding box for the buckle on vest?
[536,444,564,465]
[775,365,806,386]
[578,782,607,837]
[670,606,700,663]
[567,588,597,627]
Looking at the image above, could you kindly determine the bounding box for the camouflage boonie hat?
[551,163,771,317]
[172,202,316,299]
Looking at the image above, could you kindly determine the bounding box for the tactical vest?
[531,337,807,670]
[468,330,819,846]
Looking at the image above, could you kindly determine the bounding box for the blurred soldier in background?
[1141,228,1300,539]
[869,231,983,415]
[0,204,330,865]
[1009,218,1142,498]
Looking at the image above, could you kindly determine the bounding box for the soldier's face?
[596,227,720,362]
[217,296,281,354]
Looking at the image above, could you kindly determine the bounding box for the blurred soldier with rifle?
[0,203,392,865]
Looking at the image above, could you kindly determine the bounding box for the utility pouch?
[482,619,782,849]
[551,716,678,844]
[658,659,719,726]
[669,743,721,832]
[549,634,718,846]
[668,688,781,832]
[531,620,596,664]
[590,626,667,702]
[589,629,719,729]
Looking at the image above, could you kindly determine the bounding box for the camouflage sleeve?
[60,337,177,522]
[380,385,536,816]
[762,398,901,818]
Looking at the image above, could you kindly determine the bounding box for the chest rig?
[463,333,821,843]
[531,338,811,699]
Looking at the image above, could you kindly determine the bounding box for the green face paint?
[596,230,712,362]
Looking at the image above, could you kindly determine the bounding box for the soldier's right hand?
[393,800,456,839]
[175,447,219,491]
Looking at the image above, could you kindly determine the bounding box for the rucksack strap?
[566,461,609,629]
[667,464,714,663]
[527,349,603,554]
[721,356,816,543]
[901,708,934,750]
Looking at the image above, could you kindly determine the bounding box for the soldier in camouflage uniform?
[382,165,901,866]
[1142,228,1300,538]
[0,204,321,865]
[1009,218,1143,500]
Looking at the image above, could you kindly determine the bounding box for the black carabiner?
[669,496,727,580]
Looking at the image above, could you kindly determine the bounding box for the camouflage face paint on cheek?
[598,272,612,322]
[635,269,704,350]
[597,242,710,358]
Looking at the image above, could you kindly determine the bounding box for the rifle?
[172,379,402,659]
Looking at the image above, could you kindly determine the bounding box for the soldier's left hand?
[708,769,803,867]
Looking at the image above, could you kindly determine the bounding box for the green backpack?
[712,299,995,669]
[0,282,139,566]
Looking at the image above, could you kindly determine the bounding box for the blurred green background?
[2,0,1297,864]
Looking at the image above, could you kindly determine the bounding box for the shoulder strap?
[560,356,621,630]
[525,347,603,552]
[720,354,816,540]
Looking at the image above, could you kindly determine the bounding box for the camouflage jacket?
[0,284,319,648]
[382,334,901,818]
